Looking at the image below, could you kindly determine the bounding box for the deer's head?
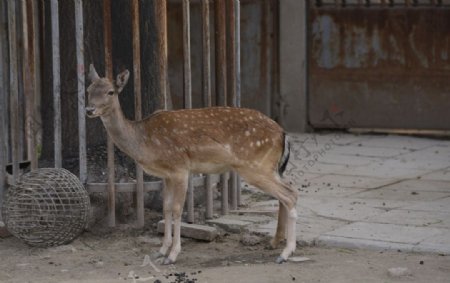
[86,64,130,118]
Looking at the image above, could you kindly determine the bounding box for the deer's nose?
[86,106,96,116]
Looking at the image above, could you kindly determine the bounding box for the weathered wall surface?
[309,6,450,130]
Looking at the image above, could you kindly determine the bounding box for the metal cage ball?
[2,168,90,247]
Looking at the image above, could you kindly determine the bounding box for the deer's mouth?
[86,106,99,118]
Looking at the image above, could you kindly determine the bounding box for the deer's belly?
[190,162,231,174]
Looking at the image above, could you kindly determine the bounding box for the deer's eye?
[107,90,114,96]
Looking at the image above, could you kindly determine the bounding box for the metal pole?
[75,0,87,184]
[31,0,41,169]
[131,0,145,228]
[50,0,61,168]
[202,0,213,219]
[21,0,35,170]
[155,0,169,110]
[215,0,228,215]
[103,0,115,227]
[214,0,227,107]
[182,0,195,224]
[227,0,238,211]
[8,0,20,182]
[235,0,241,206]
[0,0,8,211]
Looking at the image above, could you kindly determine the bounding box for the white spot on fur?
[250,142,253,147]
[256,141,261,147]
[245,131,250,136]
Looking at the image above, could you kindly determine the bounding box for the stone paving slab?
[308,174,398,189]
[243,134,450,256]
[403,197,450,213]
[421,168,450,181]
[366,209,450,228]
[349,136,441,150]
[414,230,450,254]
[321,222,443,244]
[328,145,411,158]
[352,184,450,202]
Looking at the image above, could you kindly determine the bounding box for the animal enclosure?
[0,0,279,228]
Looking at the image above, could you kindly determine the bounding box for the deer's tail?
[278,133,290,177]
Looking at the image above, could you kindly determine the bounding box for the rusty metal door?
[308,1,450,130]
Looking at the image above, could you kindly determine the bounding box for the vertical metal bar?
[8,0,20,182]
[31,0,41,169]
[51,0,61,168]
[155,0,169,110]
[75,0,86,184]
[220,172,229,215]
[0,0,8,208]
[214,0,229,215]
[21,0,34,170]
[131,0,145,228]
[227,0,238,211]
[103,0,115,227]
[235,0,241,206]
[182,0,195,224]
[26,0,40,170]
[202,0,211,108]
[214,0,227,107]
[202,0,213,219]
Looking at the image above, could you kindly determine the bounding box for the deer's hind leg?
[238,169,298,263]
[270,201,287,249]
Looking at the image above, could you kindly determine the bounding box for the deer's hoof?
[275,256,287,264]
[162,258,175,265]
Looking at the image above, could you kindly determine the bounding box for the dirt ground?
[0,210,449,283]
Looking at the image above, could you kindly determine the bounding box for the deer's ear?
[115,69,130,92]
[88,64,100,82]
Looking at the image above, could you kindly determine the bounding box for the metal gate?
[309,0,450,130]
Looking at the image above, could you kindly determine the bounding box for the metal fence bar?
[31,1,42,169]
[227,0,238,211]
[156,0,169,110]
[0,0,8,209]
[131,0,145,228]
[182,0,195,224]
[75,0,87,185]
[50,0,61,168]
[8,0,20,182]
[214,0,229,215]
[235,0,241,206]
[202,0,214,220]
[21,0,35,170]
[103,0,116,228]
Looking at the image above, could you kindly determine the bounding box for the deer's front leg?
[163,173,189,265]
[157,180,174,258]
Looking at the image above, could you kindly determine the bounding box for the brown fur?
[86,65,298,264]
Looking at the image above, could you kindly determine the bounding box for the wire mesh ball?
[2,168,90,247]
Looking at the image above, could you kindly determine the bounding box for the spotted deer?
[86,64,298,264]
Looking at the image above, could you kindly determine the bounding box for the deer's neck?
[100,99,145,162]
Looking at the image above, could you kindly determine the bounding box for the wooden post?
[202,0,214,219]
[8,0,20,182]
[75,0,87,184]
[227,0,238,211]
[235,0,241,205]
[50,0,62,168]
[214,0,229,215]
[131,0,145,228]
[103,0,116,227]
[0,0,8,208]
[182,0,195,224]
[155,0,170,110]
